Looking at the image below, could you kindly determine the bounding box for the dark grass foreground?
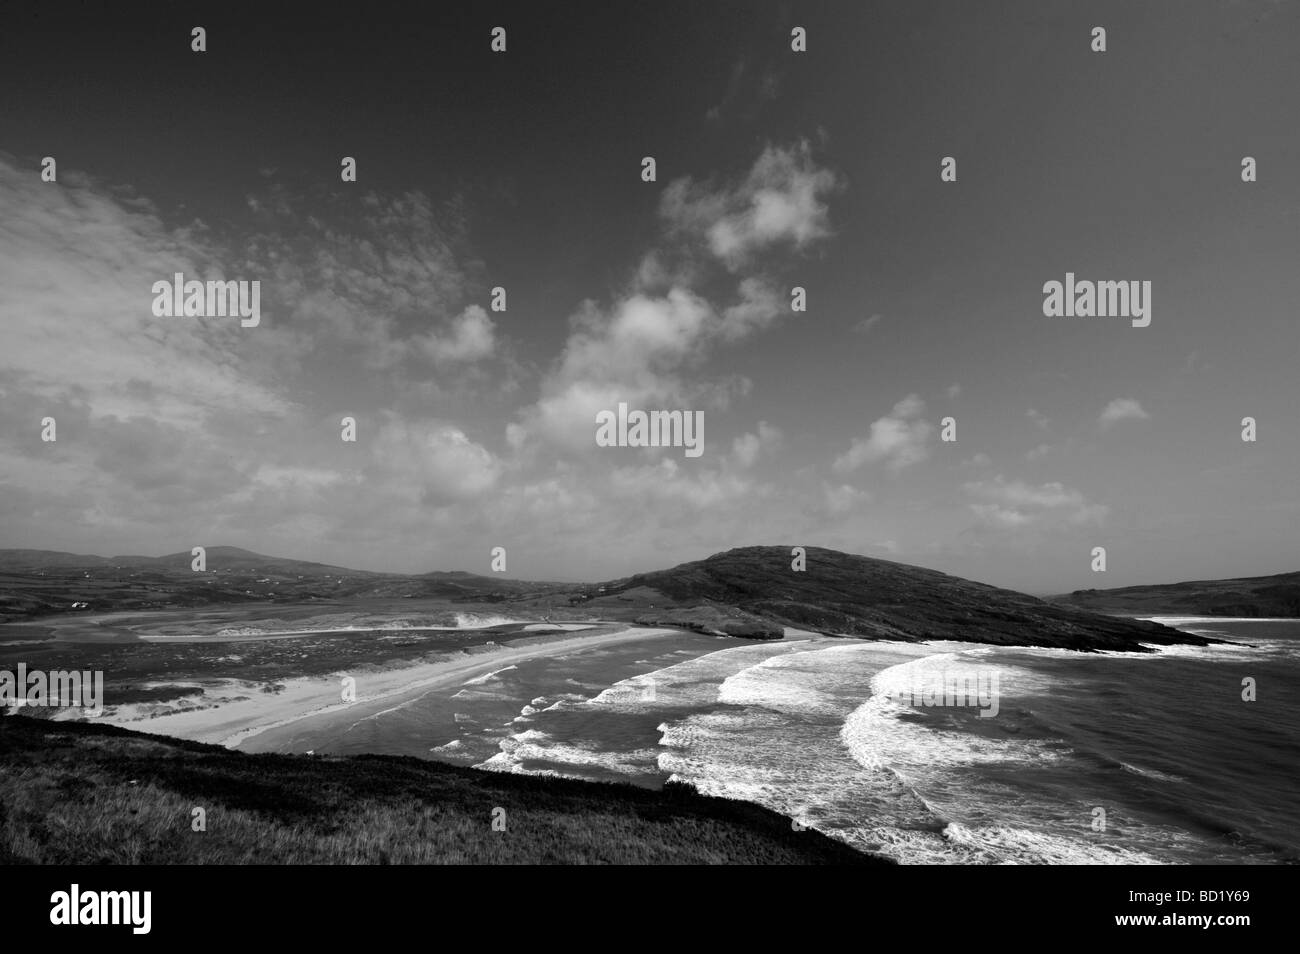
[0,716,885,865]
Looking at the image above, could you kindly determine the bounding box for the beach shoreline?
[93,625,684,749]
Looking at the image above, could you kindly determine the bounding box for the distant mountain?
[0,546,365,576]
[148,546,373,576]
[0,549,118,569]
[0,546,549,620]
[589,546,1204,651]
[1052,571,1300,618]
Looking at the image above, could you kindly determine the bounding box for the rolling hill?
[587,546,1206,651]
[1052,571,1300,618]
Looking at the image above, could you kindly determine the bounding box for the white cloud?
[719,277,784,341]
[1026,408,1051,430]
[962,475,1108,530]
[0,159,294,428]
[370,419,501,502]
[415,305,496,364]
[518,282,783,455]
[822,482,870,515]
[833,394,933,474]
[732,421,782,468]
[607,459,756,510]
[521,289,714,451]
[1099,398,1150,428]
[660,140,840,270]
[515,143,839,455]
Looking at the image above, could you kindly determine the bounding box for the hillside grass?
[0,716,884,865]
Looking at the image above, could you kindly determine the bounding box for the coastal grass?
[0,715,883,865]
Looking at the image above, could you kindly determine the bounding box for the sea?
[251,618,1300,864]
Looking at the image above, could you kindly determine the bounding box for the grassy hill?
[1052,571,1300,618]
[588,546,1206,651]
[0,715,881,865]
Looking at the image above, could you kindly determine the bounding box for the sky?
[1,0,1297,594]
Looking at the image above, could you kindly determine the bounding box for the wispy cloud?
[733,421,783,468]
[963,475,1108,531]
[516,142,839,454]
[853,313,882,335]
[1098,398,1150,429]
[659,140,841,270]
[414,305,496,365]
[833,394,934,474]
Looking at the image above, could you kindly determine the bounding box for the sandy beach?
[95,625,681,749]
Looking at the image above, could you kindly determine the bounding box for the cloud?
[607,459,757,510]
[0,154,512,558]
[370,418,501,503]
[248,187,477,373]
[516,142,838,454]
[719,277,785,341]
[946,383,962,400]
[853,314,882,335]
[962,475,1108,530]
[415,305,496,364]
[1026,408,1051,430]
[732,421,782,468]
[833,394,933,474]
[1098,398,1150,428]
[0,157,294,428]
[659,140,840,270]
[1026,443,1052,461]
[521,288,716,451]
[822,482,871,515]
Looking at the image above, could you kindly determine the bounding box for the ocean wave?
[460,665,518,686]
[1121,762,1186,784]
[716,654,843,717]
[654,640,1190,864]
[475,729,657,777]
[841,654,1069,774]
